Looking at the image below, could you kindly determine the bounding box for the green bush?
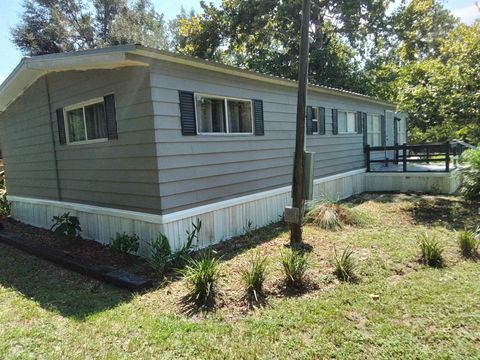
[305,202,368,231]
[181,249,221,308]
[242,252,268,301]
[418,232,444,267]
[281,249,308,288]
[50,212,81,237]
[0,191,11,216]
[110,232,140,254]
[148,219,202,274]
[457,230,479,257]
[459,148,480,201]
[333,245,356,282]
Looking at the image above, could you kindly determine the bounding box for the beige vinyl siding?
[148,58,395,213]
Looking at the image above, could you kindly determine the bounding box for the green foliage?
[181,249,221,308]
[12,0,168,56]
[241,252,268,301]
[457,230,479,257]
[460,149,480,201]
[333,245,356,282]
[148,219,202,274]
[0,192,11,217]
[418,232,444,267]
[305,202,368,230]
[281,249,308,288]
[110,232,140,255]
[50,212,82,237]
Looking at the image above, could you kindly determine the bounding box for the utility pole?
[290,0,311,245]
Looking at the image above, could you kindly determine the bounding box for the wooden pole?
[290,0,311,245]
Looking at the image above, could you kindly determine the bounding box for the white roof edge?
[0,45,145,112]
[0,44,395,112]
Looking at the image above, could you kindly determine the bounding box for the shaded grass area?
[1,194,480,359]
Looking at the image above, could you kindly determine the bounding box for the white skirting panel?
[7,168,366,256]
[364,169,460,194]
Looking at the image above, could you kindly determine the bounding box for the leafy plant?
[333,245,356,282]
[418,232,444,267]
[181,249,221,308]
[305,202,367,231]
[281,249,308,288]
[457,230,479,257]
[0,191,11,216]
[50,212,81,237]
[148,219,202,274]
[110,232,140,255]
[459,148,480,201]
[242,252,268,301]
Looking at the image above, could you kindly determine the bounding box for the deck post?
[445,143,450,172]
[402,144,407,172]
[366,145,370,172]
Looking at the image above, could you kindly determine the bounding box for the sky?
[0,0,478,83]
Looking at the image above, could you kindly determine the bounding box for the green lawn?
[1,194,479,359]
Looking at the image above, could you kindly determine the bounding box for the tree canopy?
[11,0,168,55]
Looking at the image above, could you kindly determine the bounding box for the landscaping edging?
[0,231,153,292]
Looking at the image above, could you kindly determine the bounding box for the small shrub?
[457,230,479,257]
[50,212,81,237]
[459,148,480,201]
[110,232,140,254]
[0,191,11,216]
[281,249,308,288]
[242,252,268,301]
[333,245,356,282]
[418,232,444,267]
[305,203,366,230]
[149,219,202,274]
[181,249,221,308]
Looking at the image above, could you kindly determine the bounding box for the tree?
[11,0,168,56]
[174,0,392,93]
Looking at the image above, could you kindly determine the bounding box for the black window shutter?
[381,114,386,146]
[178,91,197,136]
[319,107,326,135]
[253,99,264,136]
[332,109,338,135]
[56,108,66,145]
[104,94,118,140]
[363,112,368,146]
[356,111,363,134]
[306,105,313,135]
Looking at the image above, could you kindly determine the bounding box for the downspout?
[44,75,62,201]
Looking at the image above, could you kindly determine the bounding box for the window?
[311,108,319,134]
[367,114,382,146]
[338,111,356,133]
[64,98,107,144]
[196,94,253,134]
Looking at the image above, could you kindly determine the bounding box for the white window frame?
[195,93,254,136]
[367,113,382,146]
[63,97,108,145]
[311,108,319,135]
[337,110,357,134]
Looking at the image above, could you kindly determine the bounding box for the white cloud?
[452,5,480,25]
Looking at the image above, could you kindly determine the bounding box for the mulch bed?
[0,216,156,290]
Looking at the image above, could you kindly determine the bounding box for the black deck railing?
[365,140,473,173]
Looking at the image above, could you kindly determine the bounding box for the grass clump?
[457,229,479,257]
[305,202,367,231]
[242,252,268,302]
[110,232,140,254]
[281,249,308,288]
[333,245,356,282]
[181,249,221,309]
[418,232,444,267]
